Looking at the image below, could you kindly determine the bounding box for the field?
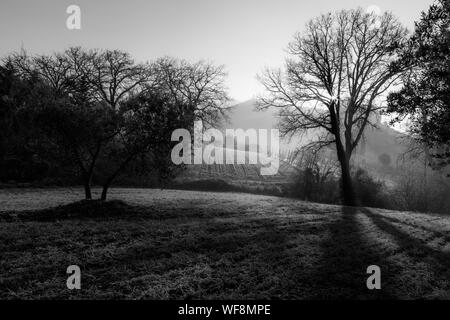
[1,188,449,299]
[171,157,299,196]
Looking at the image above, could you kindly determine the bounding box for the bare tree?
[153,57,231,127]
[7,48,152,199]
[296,147,339,200]
[258,8,408,206]
[6,48,231,200]
[99,92,192,200]
[89,49,151,109]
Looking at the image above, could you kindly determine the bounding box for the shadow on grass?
[85,206,413,299]
[0,199,239,222]
[371,213,450,242]
[81,213,296,299]
[1,199,296,299]
[3,198,449,299]
[362,208,450,288]
[310,206,398,299]
[0,200,141,222]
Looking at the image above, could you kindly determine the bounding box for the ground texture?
[0,188,449,299]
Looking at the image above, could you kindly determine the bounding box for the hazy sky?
[0,0,434,101]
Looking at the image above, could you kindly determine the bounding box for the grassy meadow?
[0,188,449,299]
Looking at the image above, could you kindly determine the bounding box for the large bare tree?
[258,8,408,206]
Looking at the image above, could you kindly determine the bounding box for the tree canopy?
[387,0,450,166]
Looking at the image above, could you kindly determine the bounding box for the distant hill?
[175,99,411,187]
[174,99,297,188]
[226,99,278,130]
[227,99,410,165]
[225,99,316,153]
[353,123,410,167]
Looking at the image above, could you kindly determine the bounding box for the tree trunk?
[100,153,137,201]
[100,184,109,201]
[339,156,356,206]
[84,182,92,200]
[336,140,356,207]
[82,173,92,200]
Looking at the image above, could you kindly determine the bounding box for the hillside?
[228,99,410,165]
[1,188,449,299]
[174,99,411,187]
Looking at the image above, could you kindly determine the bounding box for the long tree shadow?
[91,205,403,299]
[371,213,450,242]
[310,206,397,299]
[11,197,449,298]
[78,210,297,299]
[362,207,450,294]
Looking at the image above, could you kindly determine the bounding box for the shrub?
[352,168,387,208]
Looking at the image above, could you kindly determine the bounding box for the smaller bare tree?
[7,48,152,199]
[153,57,231,127]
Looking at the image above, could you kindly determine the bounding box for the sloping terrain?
[175,100,411,188]
[229,99,410,163]
[0,188,449,299]
[175,158,297,182]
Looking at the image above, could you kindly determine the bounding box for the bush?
[390,165,450,214]
[289,169,340,204]
[352,168,387,208]
[288,166,390,208]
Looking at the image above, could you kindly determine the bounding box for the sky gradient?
[0,0,435,101]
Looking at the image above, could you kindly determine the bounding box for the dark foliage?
[0,62,77,183]
[0,48,221,199]
[352,168,387,208]
[387,0,450,165]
